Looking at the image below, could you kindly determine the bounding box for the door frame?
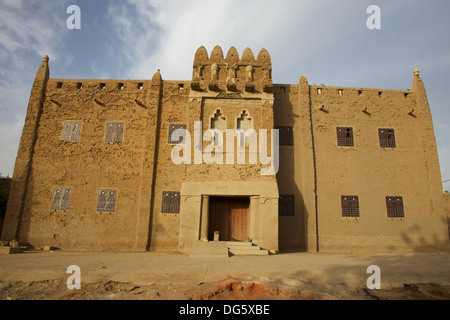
[178,181,279,253]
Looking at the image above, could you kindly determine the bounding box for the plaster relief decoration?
[236,110,253,146]
[210,109,227,146]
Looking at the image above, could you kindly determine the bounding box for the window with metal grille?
[337,127,354,147]
[276,126,293,146]
[161,191,180,214]
[279,194,295,217]
[62,121,82,142]
[379,128,396,148]
[341,195,360,217]
[168,124,187,145]
[386,196,404,218]
[105,122,124,143]
[97,189,117,212]
[51,188,72,211]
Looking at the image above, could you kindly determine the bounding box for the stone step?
[226,241,254,247]
[227,242,269,256]
[189,241,270,258]
[228,248,269,256]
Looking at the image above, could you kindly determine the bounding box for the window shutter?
[337,127,354,147]
[279,194,295,217]
[341,195,360,217]
[276,126,293,146]
[379,128,396,148]
[51,188,72,211]
[168,124,187,144]
[105,122,124,143]
[97,189,117,212]
[62,121,82,142]
[386,196,404,218]
[161,191,181,214]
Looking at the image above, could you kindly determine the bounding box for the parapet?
[192,46,273,94]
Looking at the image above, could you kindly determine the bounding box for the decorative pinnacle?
[413,68,420,76]
[43,55,49,62]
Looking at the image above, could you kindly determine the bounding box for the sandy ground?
[0,250,449,300]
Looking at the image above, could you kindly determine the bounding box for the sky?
[0,0,449,190]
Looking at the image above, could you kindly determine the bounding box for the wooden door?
[208,197,230,241]
[208,197,249,242]
[229,200,249,242]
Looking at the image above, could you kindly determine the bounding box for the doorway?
[208,197,250,242]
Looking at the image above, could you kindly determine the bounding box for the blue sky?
[0,0,449,190]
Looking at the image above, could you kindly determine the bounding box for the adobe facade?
[1,46,449,254]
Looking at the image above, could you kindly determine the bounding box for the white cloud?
[0,114,24,177]
[0,1,68,175]
[1,0,449,183]
[106,0,324,80]
[103,0,450,184]
[0,2,67,60]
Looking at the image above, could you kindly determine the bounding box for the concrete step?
[189,241,270,258]
[227,242,269,256]
[229,248,269,256]
[227,241,254,247]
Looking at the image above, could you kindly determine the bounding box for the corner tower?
[1,56,49,241]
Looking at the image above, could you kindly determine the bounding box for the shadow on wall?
[274,86,307,253]
[398,213,450,253]
[16,171,35,248]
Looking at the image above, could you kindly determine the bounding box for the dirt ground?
[0,250,449,300]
